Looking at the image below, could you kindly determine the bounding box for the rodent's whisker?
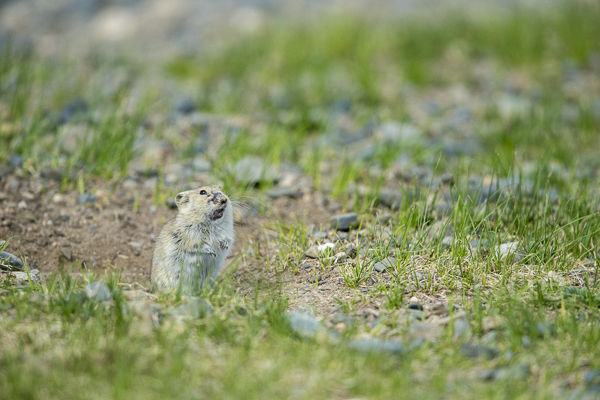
[231,201,256,212]
[236,196,270,210]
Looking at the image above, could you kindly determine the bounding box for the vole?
[151,185,234,294]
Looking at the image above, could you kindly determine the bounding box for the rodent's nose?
[212,192,227,205]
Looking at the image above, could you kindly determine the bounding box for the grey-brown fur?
[151,185,234,294]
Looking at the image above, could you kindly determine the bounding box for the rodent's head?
[174,185,233,226]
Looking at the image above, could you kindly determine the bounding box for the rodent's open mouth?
[210,205,227,221]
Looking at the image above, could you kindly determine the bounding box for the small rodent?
[151,185,234,294]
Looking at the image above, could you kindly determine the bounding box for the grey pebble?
[168,297,212,319]
[379,190,402,210]
[461,343,499,360]
[129,242,144,248]
[85,281,112,302]
[494,241,525,263]
[10,271,40,283]
[374,257,396,272]
[407,309,426,321]
[78,193,97,205]
[330,213,357,231]
[60,248,73,261]
[266,187,296,199]
[287,312,328,339]
[299,264,311,269]
[348,338,405,354]
[408,303,424,311]
[536,322,556,338]
[479,363,530,381]
[10,154,23,169]
[453,318,472,339]
[0,251,24,270]
[312,231,328,240]
[230,157,279,186]
[59,98,89,124]
[175,98,196,115]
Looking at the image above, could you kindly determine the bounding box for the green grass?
[1,1,600,398]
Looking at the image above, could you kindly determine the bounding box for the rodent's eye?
[199,190,207,195]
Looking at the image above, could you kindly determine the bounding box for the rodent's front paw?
[219,240,229,250]
[201,244,217,257]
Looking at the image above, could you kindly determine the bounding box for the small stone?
[430,303,449,317]
[409,296,419,303]
[585,370,600,385]
[85,281,112,302]
[453,318,472,339]
[306,275,327,285]
[59,98,89,124]
[41,169,63,182]
[287,312,327,339]
[482,315,505,332]
[169,297,212,319]
[312,231,328,240]
[266,187,296,199]
[408,303,424,311]
[441,236,453,247]
[536,322,556,338]
[374,257,396,272]
[11,271,39,283]
[334,231,349,241]
[89,256,97,265]
[60,248,73,261]
[407,309,426,321]
[461,343,499,360]
[10,154,23,169]
[175,98,196,115]
[330,213,358,231]
[481,364,530,381]
[129,242,144,248]
[230,157,279,186]
[379,190,402,210]
[481,330,498,345]
[409,322,443,341]
[304,243,336,259]
[122,178,139,189]
[348,338,405,354]
[17,200,27,209]
[78,193,97,205]
[0,251,24,270]
[299,264,310,269]
[494,241,525,263]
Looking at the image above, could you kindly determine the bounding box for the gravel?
[60,248,73,261]
[168,297,213,319]
[330,213,357,231]
[230,157,279,186]
[78,193,97,205]
[373,257,396,272]
[304,243,336,258]
[0,251,24,270]
[348,338,405,354]
[85,281,112,302]
[494,241,525,263]
[287,312,328,339]
[460,343,499,360]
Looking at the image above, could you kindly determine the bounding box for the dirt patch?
[0,171,332,293]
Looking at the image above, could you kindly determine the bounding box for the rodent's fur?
[151,185,234,294]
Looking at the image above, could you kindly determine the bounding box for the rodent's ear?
[175,192,189,208]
